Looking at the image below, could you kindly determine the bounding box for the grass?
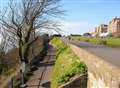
[72,37,120,48]
[51,38,87,88]
[107,38,120,47]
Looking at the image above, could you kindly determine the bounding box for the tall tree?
[0,0,63,86]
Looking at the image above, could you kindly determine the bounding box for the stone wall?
[59,74,88,88]
[70,44,120,88]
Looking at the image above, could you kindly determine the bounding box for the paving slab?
[26,45,56,88]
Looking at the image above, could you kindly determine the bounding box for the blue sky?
[1,0,120,35]
[61,0,120,34]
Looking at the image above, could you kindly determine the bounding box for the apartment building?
[108,17,120,37]
[95,24,108,35]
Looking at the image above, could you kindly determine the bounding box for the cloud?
[61,21,94,35]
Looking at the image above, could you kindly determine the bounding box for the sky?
[1,0,120,35]
[61,0,120,35]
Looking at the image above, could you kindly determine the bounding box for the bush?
[57,61,87,85]
[0,64,8,74]
[99,40,107,45]
[85,39,89,42]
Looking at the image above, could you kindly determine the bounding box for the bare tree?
[0,0,63,86]
[0,27,17,52]
[0,26,16,74]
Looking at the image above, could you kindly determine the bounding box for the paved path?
[61,38,120,68]
[69,39,120,68]
[26,45,56,88]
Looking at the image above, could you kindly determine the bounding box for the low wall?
[70,44,120,88]
[59,74,88,88]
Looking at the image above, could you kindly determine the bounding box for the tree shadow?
[41,81,51,88]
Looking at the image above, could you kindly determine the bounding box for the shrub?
[0,64,8,74]
[85,39,89,42]
[99,40,107,45]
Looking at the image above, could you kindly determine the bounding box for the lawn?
[72,37,120,48]
[51,38,87,88]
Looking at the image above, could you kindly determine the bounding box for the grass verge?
[73,37,120,48]
[51,38,87,88]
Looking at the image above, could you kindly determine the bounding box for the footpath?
[26,45,56,88]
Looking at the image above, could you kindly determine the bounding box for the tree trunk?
[19,41,28,87]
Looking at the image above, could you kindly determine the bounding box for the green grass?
[72,37,120,48]
[106,38,120,47]
[51,38,87,88]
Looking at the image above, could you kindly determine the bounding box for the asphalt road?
[68,39,120,68]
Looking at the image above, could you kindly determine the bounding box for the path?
[26,45,56,88]
[62,38,120,68]
[69,39,120,68]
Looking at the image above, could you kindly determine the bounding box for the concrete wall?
[70,44,120,88]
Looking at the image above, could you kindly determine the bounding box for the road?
[67,39,120,68]
[26,45,56,88]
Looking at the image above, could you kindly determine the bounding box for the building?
[95,24,108,34]
[108,17,120,37]
[83,33,92,37]
[70,34,81,37]
[90,32,98,37]
[95,24,108,37]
